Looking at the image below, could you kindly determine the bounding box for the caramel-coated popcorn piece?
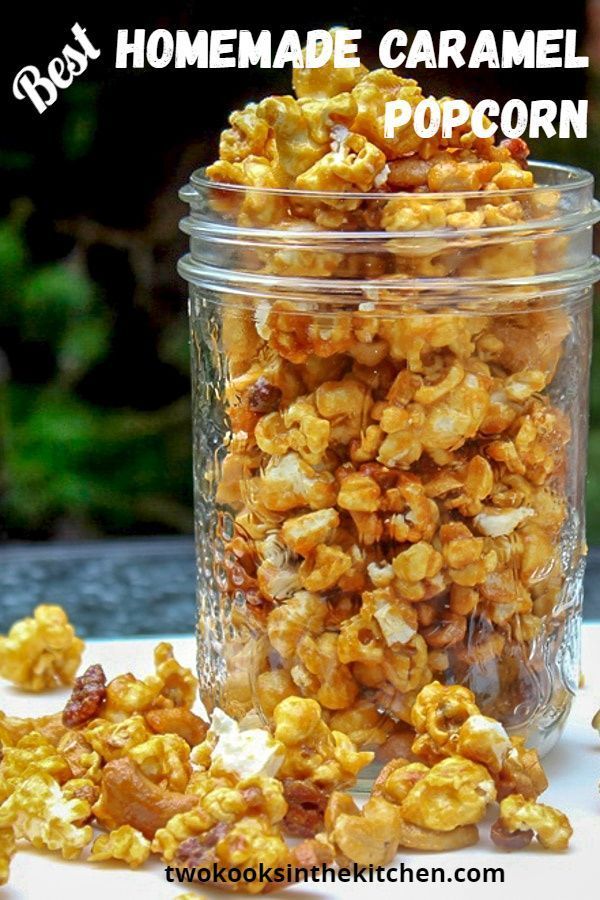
[0,604,84,692]
[399,756,496,831]
[267,592,327,659]
[174,815,292,895]
[273,696,373,787]
[84,714,152,762]
[351,69,425,158]
[495,737,548,800]
[99,673,162,722]
[0,732,72,794]
[89,824,151,867]
[455,713,512,773]
[149,642,199,710]
[0,771,92,859]
[411,681,481,761]
[292,30,368,101]
[152,807,216,863]
[127,733,192,792]
[0,710,66,748]
[326,791,404,866]
[294,631,358,709]
[281,508,339,555]
[62,776,99,809]
[493,794,572,851]
[0,827,15,886]
[258,452,337,512]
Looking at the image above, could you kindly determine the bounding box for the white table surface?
[1,627,599,900]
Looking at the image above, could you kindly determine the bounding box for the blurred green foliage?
[0,204,192,538]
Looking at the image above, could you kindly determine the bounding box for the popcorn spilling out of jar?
[0,605,577,892]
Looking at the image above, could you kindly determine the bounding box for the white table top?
[1,628,599,900]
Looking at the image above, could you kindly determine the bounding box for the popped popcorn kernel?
[84,715,152,763]
[292,30,368,100]
[151,642,199,710]
[0,827,15,886]
[399,756,496,831]
[151,807,215,862]
[327,792,403,865]
[411,681,480,761]
[174,816,292,894]
[273,696,373,788]
[493,794,572,851]
[0,604,84,692]
[0,771,92,859]
[0,732,72,794]
[89,824,151,868]
[127,733,192,792]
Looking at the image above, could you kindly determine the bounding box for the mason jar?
[179,161,599,770]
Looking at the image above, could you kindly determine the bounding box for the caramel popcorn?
[0,604,84,692]
[0,632,576,893]
[89,824,151,867]
[273,696,373,788]
[399,756,496,831]
[0,771,92,859]
[152,807,215,863]
[0,732,73,799]
[0,827,15,886]
[411,681,481,762]
[84,714,153,762]
[326,792,404,866]
[175,815,292,895]
[492,794,572,851]
[151,642,199,709]
[127,733,192,792]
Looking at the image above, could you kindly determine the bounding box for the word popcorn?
[384,97,587,140]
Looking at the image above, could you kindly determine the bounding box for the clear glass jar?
[179,161,600,775]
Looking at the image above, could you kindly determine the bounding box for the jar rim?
[178,253,600,300]
[187,159,593,203]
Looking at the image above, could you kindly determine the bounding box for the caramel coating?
[495,794,572,851]
[0,605,84,692]
[0,771,92,859]
[0,634,573,891]
[89,824,151,868]
[92,758,197,839]
[0,827,15,886]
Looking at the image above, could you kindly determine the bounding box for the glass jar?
[179,161,599,774]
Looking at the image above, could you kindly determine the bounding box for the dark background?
[1,1,599,542]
